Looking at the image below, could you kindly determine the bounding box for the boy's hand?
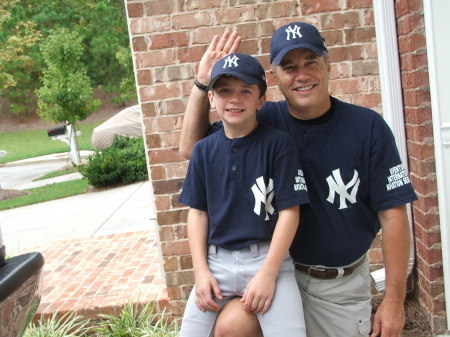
[194,268,223,312]
[241,271,276,314]
[196,30,241,84]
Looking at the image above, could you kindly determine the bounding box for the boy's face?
[208,76,266,134]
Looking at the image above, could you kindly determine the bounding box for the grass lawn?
[0,179,89,211]
[0,122,101,164]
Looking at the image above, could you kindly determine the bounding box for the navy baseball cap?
[270,22,327,65]
[208,53,267,91]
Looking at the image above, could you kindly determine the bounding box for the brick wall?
[395,0,446,333]
[125,0,446,332]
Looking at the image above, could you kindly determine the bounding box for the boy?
[178,53,309,337]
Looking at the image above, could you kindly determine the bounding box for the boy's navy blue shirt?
[252,97,418,266]
[179,123,310,250]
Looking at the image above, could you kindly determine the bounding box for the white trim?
[372,0,415,280]
[424,0,450,331]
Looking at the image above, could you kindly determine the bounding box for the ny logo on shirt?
[326,169,360,209]
[285,25,302,41]
[251,176,274,220]
[223,55,240,68]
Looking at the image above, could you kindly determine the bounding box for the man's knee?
[214,297,262,337]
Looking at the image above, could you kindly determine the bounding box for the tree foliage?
[0,0,40,91]
[0,0,135,118]
[36,28,101,124]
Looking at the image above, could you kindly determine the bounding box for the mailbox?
[47,125,66,137]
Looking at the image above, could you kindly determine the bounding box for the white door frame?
[424,0,450,331]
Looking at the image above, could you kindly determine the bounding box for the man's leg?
[214,297,263,337]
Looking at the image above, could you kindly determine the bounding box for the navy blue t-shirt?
[179,124,310,250]
[253,97,418,266]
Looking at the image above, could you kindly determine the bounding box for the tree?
[0,0,40,93]
[1,0,134,118]
[36,28,101,164]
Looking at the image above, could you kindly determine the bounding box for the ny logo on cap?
[223,55,240,68]
[285,25,302,41]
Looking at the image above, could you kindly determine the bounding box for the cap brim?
[208,72,263,91]
[272,44,325,65]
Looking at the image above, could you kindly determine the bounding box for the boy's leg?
[256,254,306,337]
[179,286,220,337]
[214,297,263,337]
[296,258,372,337]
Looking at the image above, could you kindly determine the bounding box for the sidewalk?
[0,153,168,321]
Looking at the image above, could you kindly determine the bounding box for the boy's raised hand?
[196,30,241,85]
[194,268,223,312]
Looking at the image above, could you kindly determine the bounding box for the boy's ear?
[257,94,267,110]
[208,91,216,109]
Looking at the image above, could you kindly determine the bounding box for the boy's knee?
[214,298,262,337]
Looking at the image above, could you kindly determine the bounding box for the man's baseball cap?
[208,53,267,92]
[270,22,327,65]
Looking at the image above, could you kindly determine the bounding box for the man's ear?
[208,91,216,109]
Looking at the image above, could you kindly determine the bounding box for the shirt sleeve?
[179,144,208,210]
[369,116,417,210]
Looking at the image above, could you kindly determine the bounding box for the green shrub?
[78,136,148,188]
[24,311,90,337]
[94,300,179,337]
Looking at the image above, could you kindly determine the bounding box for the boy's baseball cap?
[208,53,267,91]
[270,22,327,65]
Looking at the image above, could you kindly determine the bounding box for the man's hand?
[194,268,223,312]
[371,298,405,337]
[241,271,276,315]
[196,30,241,84]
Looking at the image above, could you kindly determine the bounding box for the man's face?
[273,48,331,119]
[208,76,265,136]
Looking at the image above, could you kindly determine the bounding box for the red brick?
[160,131,181,148]
[177,45,208,63]
[143,1,174,15]
[141,102,156,117]
[329,45,363,62]
[344,27,375,43]
[395,0,423,17]
[186,0,224,10]
[344,0,372,9]
[321,12,361,29]
[149,148,184,165]
[172,12,212,29]
[398,34,427,54]
[235,22,260,39]
[301,0,340,14]
[217,6,256,23]
[135,49,176,68]
[140,83,181,102]
[152,178,184,194]
[150,165,165,181]
[145,133,161,149]
[127,3,143,18]
[166,161,189,179]
[129,16,171,35]
[156,209,188,226]
[132,36,148,52]
[137,69,152,85]
[401,72,429,89]
[149,32,189,50]
[256,2,298,20]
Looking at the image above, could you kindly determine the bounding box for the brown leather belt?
[295,257,365,279]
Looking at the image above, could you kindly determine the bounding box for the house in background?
[124,0,449,335]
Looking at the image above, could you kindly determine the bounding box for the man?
[179,22,417,337]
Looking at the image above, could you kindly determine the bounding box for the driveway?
[0,153,156,255]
